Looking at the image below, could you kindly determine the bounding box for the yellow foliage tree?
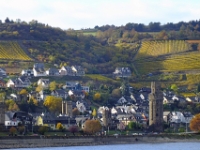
[93,92,101,101]
[92,108,97,118]
[5,99,19,111]
[43,96,62,113]
[49,81,57,91]
[28,96,38,106]
[36,84,43,92]
[83,119,102,134]
[9,126,17,135]
[190,113,200,132]
[56,122,64,130]
[19,89,28,95]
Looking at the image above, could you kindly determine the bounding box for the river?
[8,142,200,150]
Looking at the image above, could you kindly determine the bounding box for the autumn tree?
[43,96,62,113]
[190,113,200,132]
[5,99,19,111]
[49,81,57,91]
[28,96,38,106]
[9,126,17,136]
[56,122,64,131]
[92,108,97,118]
[68,125,79,136]
[19,89,28,95]
[171,84,178,92]
[38,126,49,135]
[36,84,43,92]
[111,89,121,98]
[83,119,102,134]
[93,92,101,101]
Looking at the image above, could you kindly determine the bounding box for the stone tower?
[62,101,72,117]
[149,82,163,132]
[0,102,5,125]
[102,107,111,127]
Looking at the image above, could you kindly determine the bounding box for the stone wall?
[0,135,199,149]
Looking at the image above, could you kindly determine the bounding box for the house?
[117,96,127,104]
[64,81,89,93]
[163,111,171,123]
[68,90,85,100]
[5,111,21,127]
[0,79,6,88]
[0,68,7,77]
[51,89,68,99]
[59,66,73,76]
[6,76,31,88]
[37,78,50,88]
[71,65,85,76]
[59,65,85,76]
[21,69,34,77]
[5,111,33,130]
[33,63,46,77]
[46,68,59,76]
[113,67,131,78]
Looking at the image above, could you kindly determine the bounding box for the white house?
[37,78,50,88]
[33,63,46,77]
[6,76,31,88]
[21,69,34,76]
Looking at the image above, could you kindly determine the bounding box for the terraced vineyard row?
[135,40,191,60]
[134,51,200,74]
[0,41,32,61]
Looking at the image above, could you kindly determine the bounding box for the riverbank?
[0,135,199,149]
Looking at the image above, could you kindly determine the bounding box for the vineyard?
[0,41,32,61]
[134,40,191,60]
[134,51,200,74]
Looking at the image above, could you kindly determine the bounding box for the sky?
[0,0,200,30]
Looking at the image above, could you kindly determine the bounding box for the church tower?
[102,107,111,127]
[0,102,5,125]
[149,82,163,132]
[62,101,72,117]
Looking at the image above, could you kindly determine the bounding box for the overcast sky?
[0,0,199,30]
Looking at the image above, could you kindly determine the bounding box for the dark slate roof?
[47,68,59,73]
[54,89,68,95]
[34,63,45,72]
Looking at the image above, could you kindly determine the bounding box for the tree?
[36,84,43,92]
[190,113,200,132]
[5,99,19,111]
[68,125,79,136]
[93,92,101,101]
[56,122,64,131]
[171,84,178,92]
[19,89,28,95]
[128,121,136,130]
[9,127,17,136]
[72,108,80,116]
[83,119,102,134]
[111,88,121,98]
[38,126,48,135]
[18,125,25,135]
[49,81,57,91]
[92,108,97,118]
[43,96,62,113]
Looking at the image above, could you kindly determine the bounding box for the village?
[0,63,196,136]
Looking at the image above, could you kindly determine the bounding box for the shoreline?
[0,135,199,149]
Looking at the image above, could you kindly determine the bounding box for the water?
[8,142,200,150]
